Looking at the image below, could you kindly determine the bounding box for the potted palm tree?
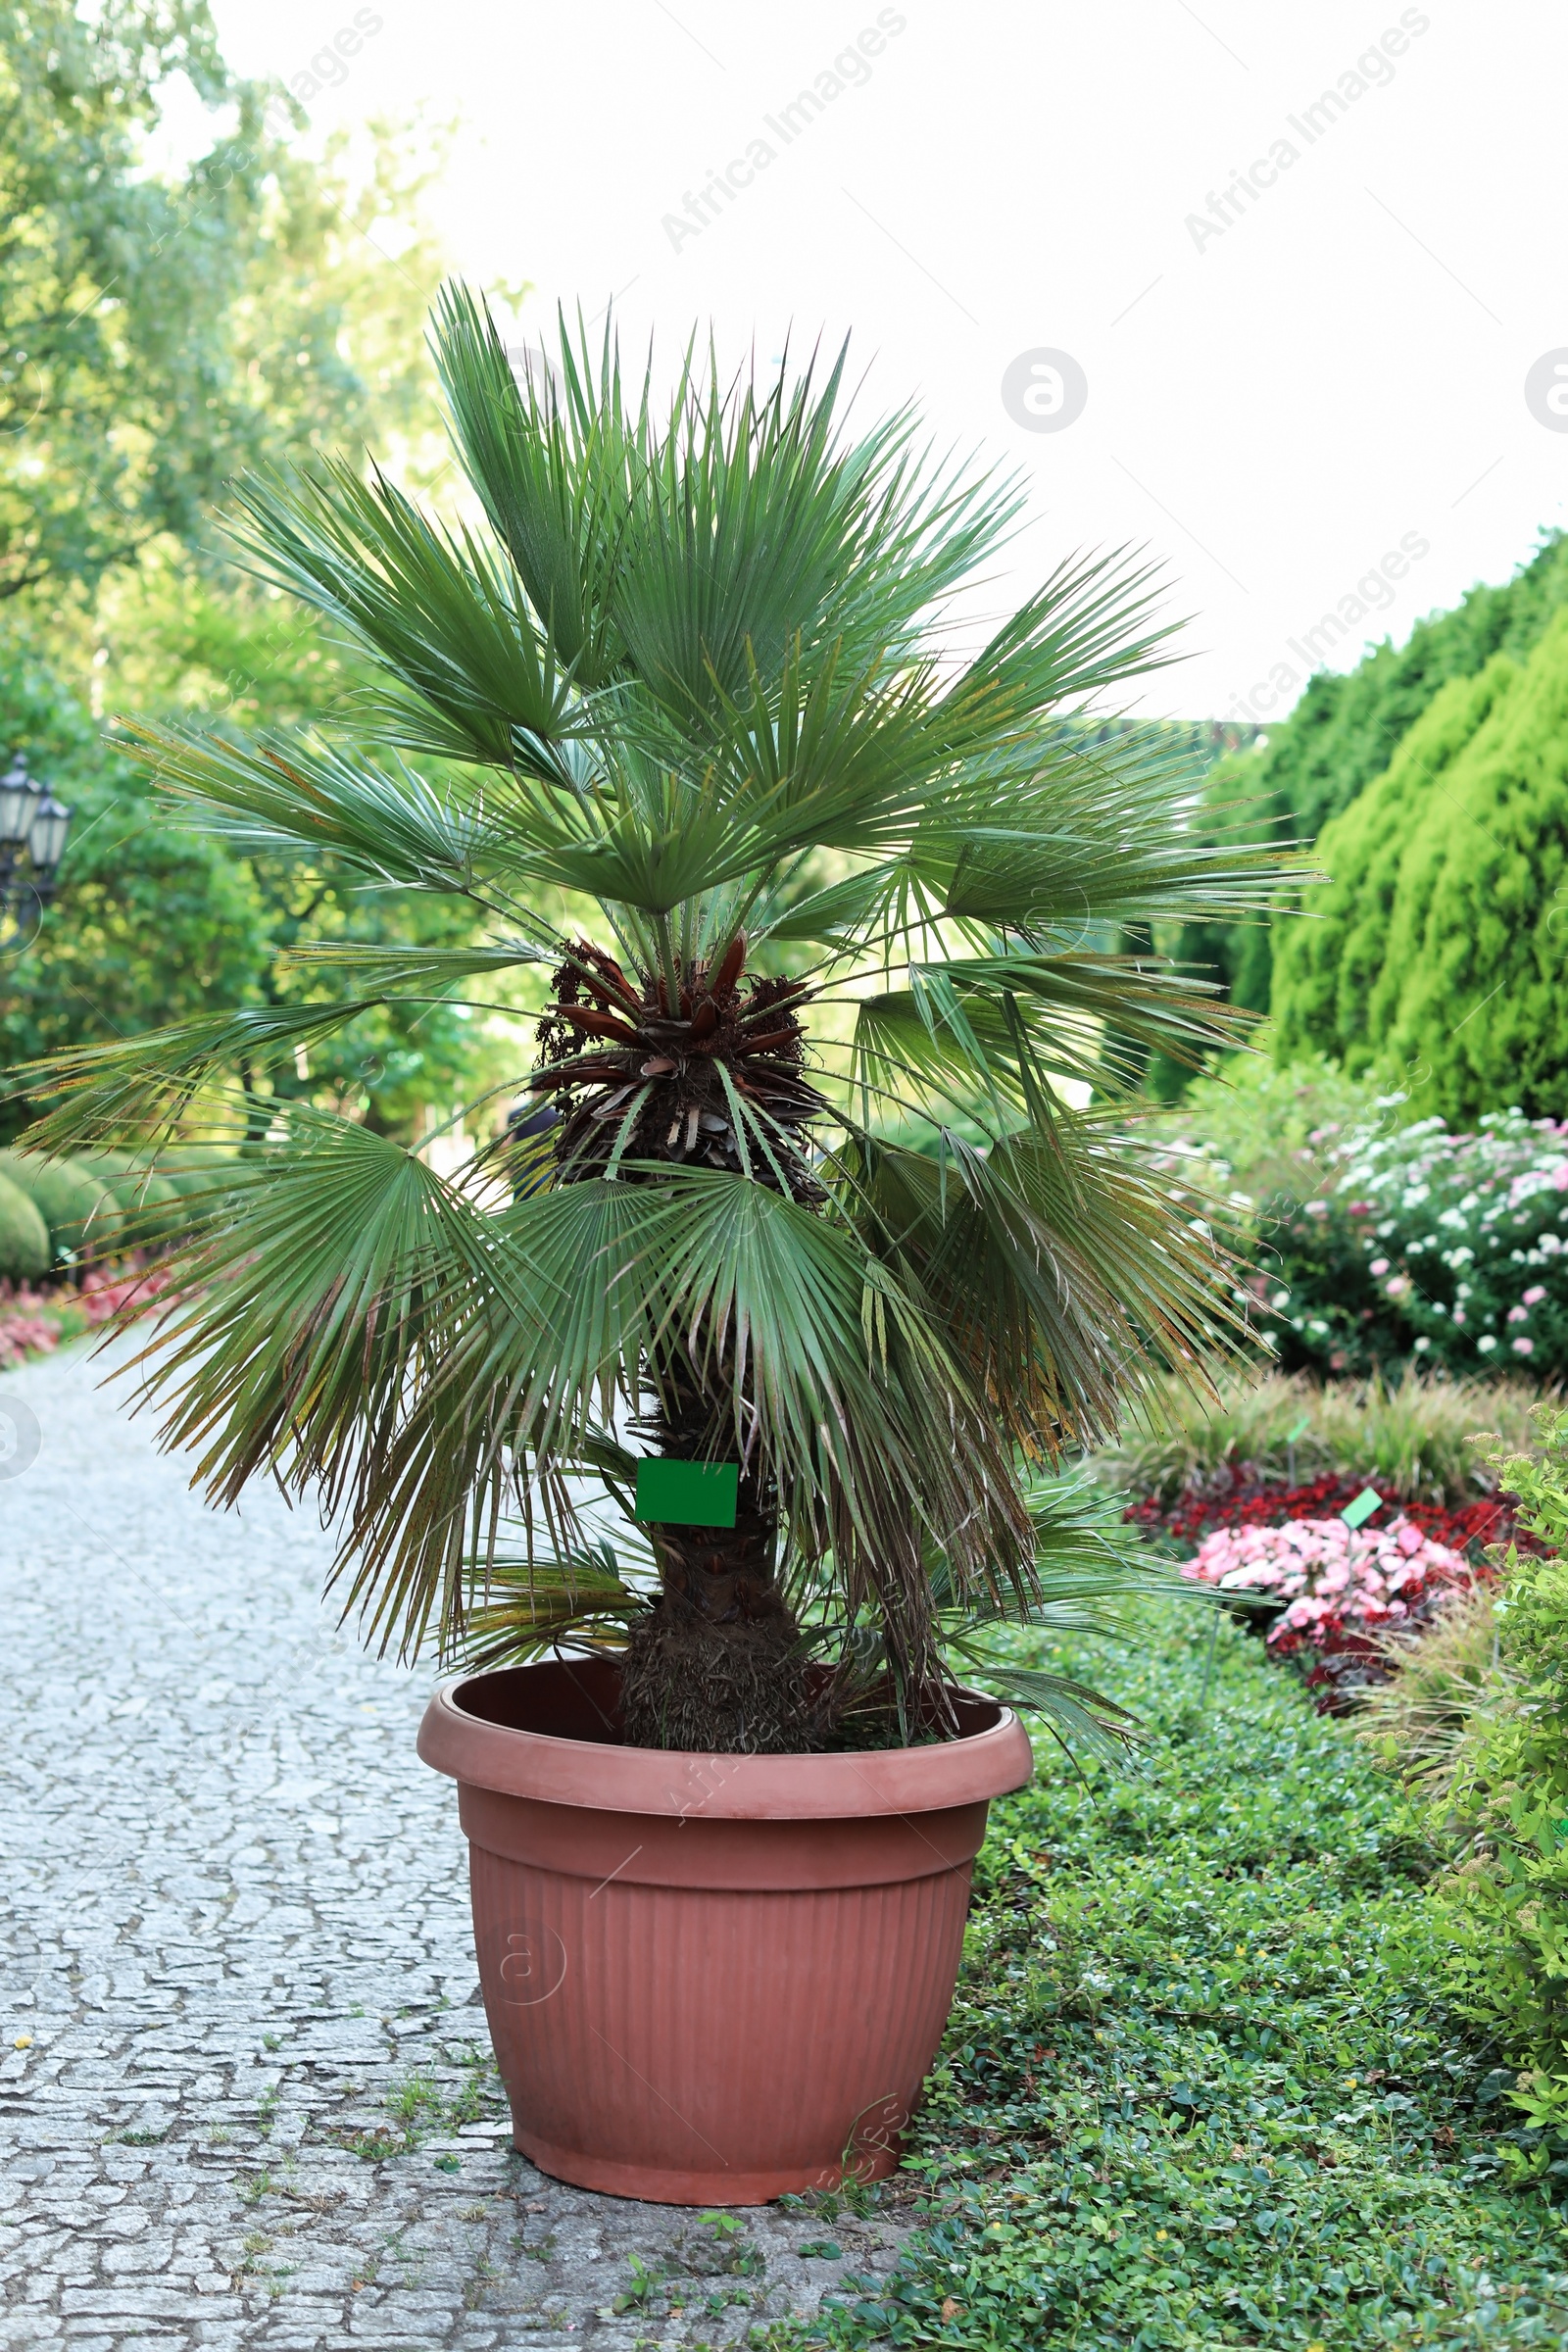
[24,292,1280,2202]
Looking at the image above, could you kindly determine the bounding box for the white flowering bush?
[1181,1514,1474,1694]
[1319,1113,1568,1377]
[1160,1092,1568,1380]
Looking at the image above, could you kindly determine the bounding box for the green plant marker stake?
[634,1459,740,1529]
[1341,1486,1382,1530]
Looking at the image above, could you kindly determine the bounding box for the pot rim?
[417,1660,1034,1822]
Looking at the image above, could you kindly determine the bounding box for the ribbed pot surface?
[418,1659,1034,2204]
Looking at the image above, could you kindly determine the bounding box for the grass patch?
[327,2043,507,2161]
[796,1611,1568,2348]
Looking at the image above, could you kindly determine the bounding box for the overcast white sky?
[199,0,1566,724]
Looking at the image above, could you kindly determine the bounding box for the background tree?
[1272,612,1568,1123]
[0,1,513,1139]
[0,1,439,606]
[1149,529,1568,1095]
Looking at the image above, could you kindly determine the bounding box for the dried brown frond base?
[618,1600,821,1755]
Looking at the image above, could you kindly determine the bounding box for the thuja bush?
[1272,611,1568,1124]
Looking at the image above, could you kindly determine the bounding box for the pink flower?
[1523,1285,1546,1305]
[1369,1257,1390,1277]
[1513,1337,1536,1356]
[0,1315,60,1367]
[1177,1516,1473,1666]
[1508,1304,1530,1323]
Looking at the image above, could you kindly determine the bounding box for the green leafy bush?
[0,1149,120,1260]
[1357,1585,1506,1797]
[1273,612,1568,1122]
[0,1170,50,1280]
[1272,1112,1568,1380]
[1155,1059,1568,1380]
[1425,1407,1568,2147]
[1148,1052,1414,1375]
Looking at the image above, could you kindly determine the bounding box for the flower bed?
[1180,1513,1475,1706]
[1125,1468,1544,1561]
[0,1255,181,1367]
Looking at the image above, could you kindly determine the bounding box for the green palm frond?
[224,456,577,774]
[450,1544,644,1676]
[323,1161,1029,1674]
[24,1004,382,1143]
[278,938,547,990]
[431,285,639,693]
[122,720,489,891]
[841,1121,1237,1460]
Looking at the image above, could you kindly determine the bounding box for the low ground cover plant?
[1124,1471,1539,1566]
[789,1609,1568,2351]
[1108,1367,1552,1707]
[0,1255,177,1367]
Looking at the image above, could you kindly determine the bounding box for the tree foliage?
[1155,530,1568,1074]
[0,630,266,1139]
[1272,612,1568,1122]
[0,0,440,604]
[0,625,506,1140]
[0,5,504,1139]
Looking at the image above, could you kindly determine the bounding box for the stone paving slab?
[1,1340,909,2349]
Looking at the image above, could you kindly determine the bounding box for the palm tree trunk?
[617,1361,817,1753]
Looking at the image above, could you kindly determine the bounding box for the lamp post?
[0,757,74,955]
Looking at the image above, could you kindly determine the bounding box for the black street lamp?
[0,756,74,953]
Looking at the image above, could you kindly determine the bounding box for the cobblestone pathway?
[1,1340,908,2350]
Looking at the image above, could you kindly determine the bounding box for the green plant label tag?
[1286,1414,1311,1444]
[634,1459,739,1528]
[1341,1486,1382,1530]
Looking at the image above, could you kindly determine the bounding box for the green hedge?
[1150,529,1568,1089]
[0,1170,51,1280]
[1273,610,1568,1123]
[0,1150,121,1261]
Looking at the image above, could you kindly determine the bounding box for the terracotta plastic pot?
[417,1659,1033,2204]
